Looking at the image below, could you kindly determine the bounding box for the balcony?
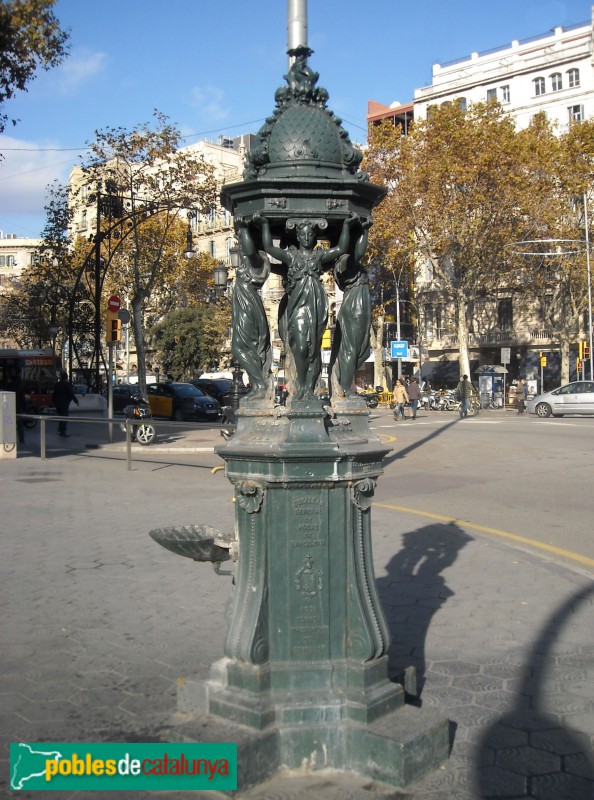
[430,328,556,349]
[193,215,234,234]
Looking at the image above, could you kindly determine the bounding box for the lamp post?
[44,275,62,373]
[583,193,594,381]
[47,321,58,371]
[184,210,197,259]
[390,266,404,379]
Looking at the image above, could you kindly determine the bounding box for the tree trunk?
[560,336,570,385]
[131,294,147,394]
[457,293,471,379]
[370,311,385,389]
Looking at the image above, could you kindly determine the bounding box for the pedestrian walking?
[406,377,421,419]
[52,372,79,437]
[516,379,528,415]
[392,379,409,421]
[456,374,473,419]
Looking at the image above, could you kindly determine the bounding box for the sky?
[1,0,593,239]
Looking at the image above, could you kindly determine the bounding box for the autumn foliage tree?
[80,111,217,391]
[0,0,69,136]
[366,102,533,380]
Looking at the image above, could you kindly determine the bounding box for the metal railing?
[17,413,230,471]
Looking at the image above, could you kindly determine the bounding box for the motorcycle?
[120,395,156,445]
[220,405,237,442]
[357,386,383,409]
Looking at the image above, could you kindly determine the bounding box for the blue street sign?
[391,340,409,359]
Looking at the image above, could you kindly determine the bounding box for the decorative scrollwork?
[235,481,265,513]
[353,477,376,510]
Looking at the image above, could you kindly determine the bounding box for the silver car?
[527,381,594,417]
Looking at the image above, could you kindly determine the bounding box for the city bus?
[0,349,57,411]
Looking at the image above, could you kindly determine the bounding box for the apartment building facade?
[0,233,41,291]
[368,10,594,387]
[68,135,253,265]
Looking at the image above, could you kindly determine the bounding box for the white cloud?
[51,47,108,96]
[188,85,230,123]
[0,134,77,214]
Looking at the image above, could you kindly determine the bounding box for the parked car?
[189,378,233,404]
[527,381,594,417]
[72,385,107,413]
[147,382,221,421]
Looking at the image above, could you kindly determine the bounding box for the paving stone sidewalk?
[1,446,593,799]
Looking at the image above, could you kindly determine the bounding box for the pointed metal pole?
[584,193,594,380]
[287,0,307,61]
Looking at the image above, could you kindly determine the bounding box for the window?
[569,104,584,124]
[209,240,216,257]
[551,72,562,92]
[434,305,442,330]
[533,77,545,96]
[423,304,434,341]
[457,97,467,112]
[567,68,580,88]
[0,255,15,267]
[543,294,554,324]
[501,85,510,103]
[486,88,497,102]
[497,298,513,330]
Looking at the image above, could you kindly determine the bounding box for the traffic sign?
[108,295,121,312]
[390,341,409,359]
[118,308,131,325]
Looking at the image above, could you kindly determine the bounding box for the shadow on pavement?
[475,582,594,798]
[377,522,473,697]
[382,418,460,469]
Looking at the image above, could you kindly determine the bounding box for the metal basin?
[149,525,234,565]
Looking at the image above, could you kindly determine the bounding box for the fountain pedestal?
[175,408,449,790]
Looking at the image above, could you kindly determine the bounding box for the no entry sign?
[108,295,121,312]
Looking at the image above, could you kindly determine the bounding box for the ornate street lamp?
[183,210,197,259]
[213,261,228,289]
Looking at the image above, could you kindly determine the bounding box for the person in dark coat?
[52,372,79,437]
[406,376,421,420]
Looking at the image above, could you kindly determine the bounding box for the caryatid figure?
[231,221,273,400]
[256,213,357,401]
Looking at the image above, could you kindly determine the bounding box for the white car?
[527,381,594,417]
[71,385,107,413]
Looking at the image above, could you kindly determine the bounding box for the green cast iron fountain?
[151,1,449,791]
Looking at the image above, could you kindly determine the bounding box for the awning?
[475,364,508,375]
[420,359,480,387]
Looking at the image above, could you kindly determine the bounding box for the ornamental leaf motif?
[236,481,265,513]
[353,478,376,510]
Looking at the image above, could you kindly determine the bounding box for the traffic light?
[106,310,121,344]
[585,344,591,360]
[539,351,547,368]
